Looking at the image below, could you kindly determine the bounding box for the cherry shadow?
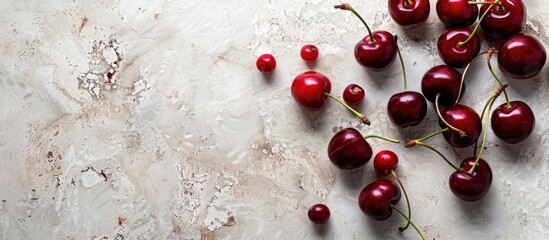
[337,167,369,192]
[260,72,276,84]
[311,220,332,238]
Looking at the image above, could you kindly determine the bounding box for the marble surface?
[1,0,548,239]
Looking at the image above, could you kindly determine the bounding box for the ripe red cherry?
[291,71,332,111]
[343,84,365,105]
[388,0,431,29]
[421,65,463,106]
[327,128,373,169]
[355,31,398,71]
[256,53,276,73]
[491,101,535,144]
[449,157,493,201]
[308,203,330,224]
[437,28,481,68]
[387,91,427,128]
[374,150,399,176]
[480,0,526,39]
[497,34,547,79]
[358,179,401,220]
[436,0,479,28]
[439,104,482,148]
[301,45,319,62]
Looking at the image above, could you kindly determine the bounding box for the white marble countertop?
[0,0,548,239]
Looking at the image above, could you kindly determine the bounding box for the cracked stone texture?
[0,0,548,239]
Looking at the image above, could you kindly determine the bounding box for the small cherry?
[327,128,399,170]
[256,53,276,73]
[335,3,397,71]
[449,157,493,201]
[436,0,479,28]
[480,0,526,39]
[437,1,502,68]
[498,34,547,79]
[421,65,464,107]
[291,71,370,124]
[359,179,426,239]
[343,84,365,105]
[308,203,330,224]
[388,0,431,29]
[301,44,319,62]
[387,36,427,128]
[491,101,535,144]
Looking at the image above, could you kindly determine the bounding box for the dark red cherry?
[491,101,535,144]
[387,91,427,128]
[308,203,330,224]
[449,157,493,201]
[301,44,319,62]
[291,71,332,111]
[373,150,399,176]
[256,53,276,73]
[421,65,464,106]
[436,0,479,28]
[439,104,482,148]
[437,28,481,68]
[358,179,401,220]
[355,31,398,71]
[343,84,365,105]
[497,34,547,79]
[388,0,431,29]
[327,128,373,170]
[480,0,526,39]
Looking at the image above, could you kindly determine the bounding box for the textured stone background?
[0,0,548,239]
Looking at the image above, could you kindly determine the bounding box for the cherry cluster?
[256,1,545,238]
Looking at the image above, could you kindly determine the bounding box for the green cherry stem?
[436,93,466,137]
[389,204,426,240]
[412,141,460,171]
[363,135,400,143]
[486,48,512,109]
[395,35,407,91]
[324,92,371,125]
[334,3,375,45]
[455,50,491,105]
[391,170,411,231]
[457,0,501,47]
[405,128,449,147]
[470,84,508,174]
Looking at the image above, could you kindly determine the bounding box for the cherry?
[480,0,526,39]
[437,28,481,68]
[491,101,535,144]
[387,36,428,128]
[436,0,479,28]
[343,84,365,105]
[256,53,276,73]
[327,128,399,170]
[497,34,547,79]
[301,44,319,62]
[373,150,399,176]
[439,104,482,148]
[449,157,493,201]
[291,71,370,124]
[359,179,401,220]
[388,0,431,29]
[421,65,463,106]
[335,4,397,71]
[308,203,330,224]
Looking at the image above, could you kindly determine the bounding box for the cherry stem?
[324,92,371,125]
[391,170,411,231]
[406,128,449,147]
[457,0,500,48]
[363,135,400,143]
[468,1,500,4]
[334,3,376,45]
[395,35,407,91]
[404,0,413,8]
[414,141,459,171]
[455,50,491,105]
[389,204,426,240]
[486,48,511,109]
[470,84,507,174]
[436,93,467,137]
